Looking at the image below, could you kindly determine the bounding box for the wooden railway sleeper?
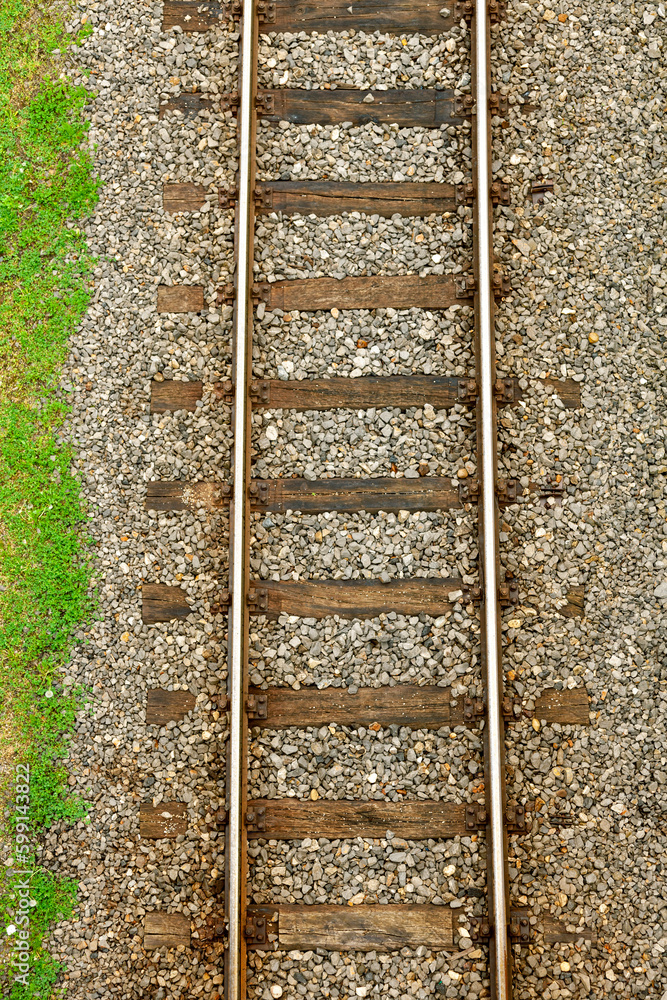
[185,0,241,23]
[167,0,231,22]
[242,686,536,731]
[219,374,517,409]
[219,179,476,210]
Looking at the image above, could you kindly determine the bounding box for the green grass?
[0,1,98,996]
[1,864,78,1000]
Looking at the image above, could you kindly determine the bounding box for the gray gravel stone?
[492,2,667,995]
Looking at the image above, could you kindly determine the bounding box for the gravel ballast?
[36,0,667,998]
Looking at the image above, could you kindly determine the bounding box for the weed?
[0,0,98,996]
[1,864,77,999]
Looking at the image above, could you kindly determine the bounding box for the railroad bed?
[47,0,667,998]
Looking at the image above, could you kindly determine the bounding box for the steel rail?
[473,1,511,998]
[226,0,258,995]
[223,1,509,996]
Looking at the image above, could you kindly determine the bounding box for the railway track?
[138,1,593,997]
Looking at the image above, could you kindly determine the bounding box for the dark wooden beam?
[533,687,589,726]
[250,375,476,411]
[250,180,466,218]
[255,89,465,127]
[541,377,581,409]
[142,584,191,624]
[257,273,466,311]
[542,916,596,944]
[159,93,214,119]
[268,0,458,34]
[162,0,225,31]
[247,684,457,728]
[248,577,467,618]
[145,481,229,511]
[139,802,188,839]
[249,476,460,513]
[157,286,205,313]
[246,904,454,951]
[247,800,466,840]
[150,380,203,413]
[559,585,585,619]
[144,912,191,949]
[146,689,197,726]
[247,684,590,729]
[163,183,208,213]
[163,0,460,34]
